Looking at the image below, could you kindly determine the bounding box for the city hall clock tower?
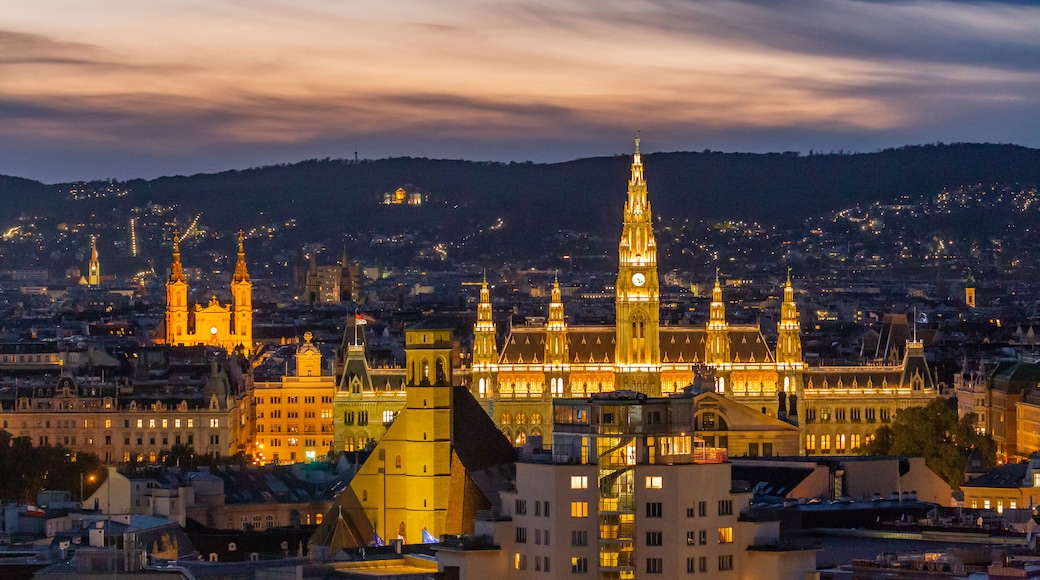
[615,136,661,395]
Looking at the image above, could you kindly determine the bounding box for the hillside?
[1,143,1038,267]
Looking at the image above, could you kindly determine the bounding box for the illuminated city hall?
[466,138,939,455]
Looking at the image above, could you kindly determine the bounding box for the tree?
[0,430,103,503]
[860,398,995,489]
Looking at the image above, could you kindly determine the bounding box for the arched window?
[516,412,527,425]
[514,431,527,446]
[436,358,446,383]
[531,412,542,425]
[501,412,512,425]
[478,377,487,396]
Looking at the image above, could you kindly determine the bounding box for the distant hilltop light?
[382,185,424,206]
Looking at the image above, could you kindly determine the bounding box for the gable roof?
[310,486,374,552]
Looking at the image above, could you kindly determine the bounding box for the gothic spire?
[547,275,565,332]
[710,268,726,327]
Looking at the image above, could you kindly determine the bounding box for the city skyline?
[3,0,1040,182]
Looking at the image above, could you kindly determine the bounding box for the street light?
[79,472,96,504]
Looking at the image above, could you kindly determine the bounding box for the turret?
[776,269,803,366]
[545,274,569,396]
[706,269,730,367]
[472,274,498,399]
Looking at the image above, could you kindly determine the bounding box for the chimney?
[777,392,788,422]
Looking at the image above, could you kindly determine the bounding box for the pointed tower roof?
[709,267,726,328]
[90,235,98,262]
[547,273,566,332]
[476,275,494,333]
[169,229,186,284]
[232,230,250,283]
[624,133,650,224]
[781,268,798,324]
[310,491,375,553]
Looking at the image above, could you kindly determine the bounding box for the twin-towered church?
[159,230,253,354]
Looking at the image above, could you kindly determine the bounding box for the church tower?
[615,136,661,395]
[165,230,189,346]
[230,230,253,353]
[545,274,569,397]
[87,235,100,287]
[471,274,498,401]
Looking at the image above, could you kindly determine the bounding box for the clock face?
[631,272,646,287]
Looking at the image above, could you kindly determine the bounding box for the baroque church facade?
[468,139,939,455]
[161,230,253,354]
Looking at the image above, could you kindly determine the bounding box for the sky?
[2,0,1040,183]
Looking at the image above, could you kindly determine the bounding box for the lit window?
[570,476,588,489]
[149,419,156,428]
[210,418,219,428]
[136,419,143,428]
[175,419,182,428]
[717,527,733,543]
[187,419,194,428]
[661,436,690,455]
[645,476,662,489]
[984,499,991,509]
[514,553,527,570]
[570,501,588,518]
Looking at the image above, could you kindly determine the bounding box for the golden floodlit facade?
[163,230,253,354]
[470,138,940,455]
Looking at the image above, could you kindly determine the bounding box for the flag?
[355,314,367,325]
[422,527,439,544]
[373,532,385,547]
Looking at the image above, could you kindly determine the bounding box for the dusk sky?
[3,0,1040,183]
